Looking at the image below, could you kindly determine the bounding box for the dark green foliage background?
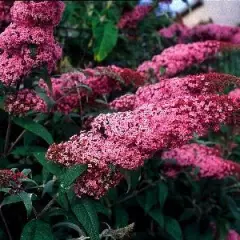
[0,1,240,240]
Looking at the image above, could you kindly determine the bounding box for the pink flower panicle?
[46,132,125,199]
[117,5,152,29]
[159,23,189,42]
[229,88,240,103]
[110,73,240,111]
[47,93,240,198]
[212,224,240,240]
[46,130,143,170]
[232,33,240,44]
[0,1,13,32]
[4,66,146,116]
[137,41,239,78]
[42,66,145,114]
[10,1,65,27]
[162,143,240,179]
[83,65,146,90]
[100,94,240,156]
[4,88,47,116]
[226,230,240,240]
[0,169,25,193]
[188,24,240,43]
[159,23,240,44]
[74,163,123,199]
[110,94,136,111]
[0,1,64,86]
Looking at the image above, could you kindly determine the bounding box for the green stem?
[7,130,26,155]
[0,207,12,240]
[3,116,12,156]
[110,179,162,207]
[37,194,58,219]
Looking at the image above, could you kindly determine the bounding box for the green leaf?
[60,165,87,191]
[2,193,35,217]
[1,194,22,206]
[21,169,32,177]
[18,192,33,217]
[57,191,69,210]
[216,219,228,240]
[234,136,240,144]
[123,169,141,193]
[76,83,93,93]
[13,117,53,144]
[33,152,64,176]
[0,188,11,193]
[148,209,164,228]
[184,224,213,240]
[158,182,168,209]
[72,199,100,240]
[12,146,46,156]
[159,67,166,76]
[114,207,128,228]
[35,88,55,111]
[24,131,38,146]
[137,189,157,213]
[0,227,7,239]
[29,44,37,58]
[93,21,118,62]
[179,208,195,221]
[20,219,54,240]
[42,180,55,197]
[165,217,182,240]
[47,207,67,218]
[94,201,111,217]
[53,222,85,236]
[226,196,240,220]
[37,65,53,94]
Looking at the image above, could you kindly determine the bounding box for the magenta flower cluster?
[137,40,237,79]
[4,66,146,115]
[47,90,240,198]
[162,143,240,179]
[0,1,64,86]
[4,88,47,116]
[110,73,240,111]
[0,1,13,32]
[0,169,25,193]
[159,23,240,44]
[138,41,219,78]
[226,230,240,240]
[117,5,152,29]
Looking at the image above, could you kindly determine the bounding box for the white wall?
[182,0,240,27]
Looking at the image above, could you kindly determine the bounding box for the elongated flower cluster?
[212,224,240,240]
[74,162,123,199]
[229,88,240,103]
[159,23,188,43]
[137,41,239,78]
[226,230,240,240]
[0,1,13,32]
[117,5,152,29]
[0,1,65,86]
[159,23,240,44]
[162,143,240,179]
[4,66,146,115]
[0,169,25,193]
[110,73,240,111]
[4,88,47,116]
[47,91,240,198]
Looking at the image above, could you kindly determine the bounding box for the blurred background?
[141,0,240,26]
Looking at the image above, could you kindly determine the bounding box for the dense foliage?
[0,1,240,240]
[56,1,170,69]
